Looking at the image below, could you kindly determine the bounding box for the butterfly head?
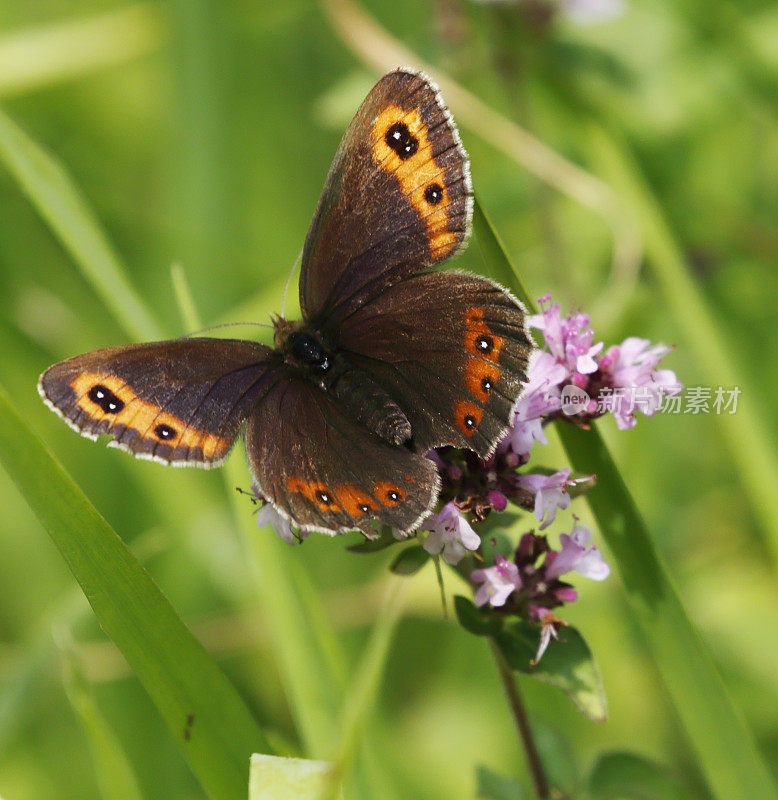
[273,316,331,372]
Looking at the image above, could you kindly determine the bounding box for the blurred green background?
[1,0,777,798]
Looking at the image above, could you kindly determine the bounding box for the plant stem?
[489,639,549,799]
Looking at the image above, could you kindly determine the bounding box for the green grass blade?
[225,458,390,800]
[587,124,778,562]
[473,200,535,307]
[60,638,145,800]
[0,529,166,755]
[0,384,270,800]
[0,109,164,342]
[0,3,162,97]
[0,5,161,99]
[225,459,342,759]
[170,262,204,333]
[472,199,778,800]
[169,0,227,286]
[559,424,777,800]
[324,578,406,798]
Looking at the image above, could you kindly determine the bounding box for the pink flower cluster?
[470,526,609,662]
[501,294,682,457]
[471,526,609,612]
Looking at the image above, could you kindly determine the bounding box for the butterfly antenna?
[183,322,274,337]
[281,248,303,318]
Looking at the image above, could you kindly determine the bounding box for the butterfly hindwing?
[300,69,472,324]
[39,338,276,467]
[245,374,439,535]
[335,271,533,458]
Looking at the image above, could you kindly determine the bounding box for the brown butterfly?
[39,69,533,537]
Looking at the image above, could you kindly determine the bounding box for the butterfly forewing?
[39,339,276,467]
[300,69,473,325]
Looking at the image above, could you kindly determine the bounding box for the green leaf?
[389,545,429,575]
[454,595,502,637]
[532,722,578,796]
[0,530,166,755]
[473,196,778,800]
[0,108,164,342]
[494,621,607,722]
[588,751,698,800]
[249,754,341,800]
[0,384,270,800]
[475,764,526,800]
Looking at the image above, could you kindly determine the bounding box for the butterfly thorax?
[273,316,412,447]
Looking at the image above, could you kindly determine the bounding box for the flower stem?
[489,639,549,799]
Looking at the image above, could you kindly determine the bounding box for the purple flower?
[529,294,603,378]
[472,552,522,607]
[487,490,508,512]
[499,351,566,457]
[516,468,574,529]
[523,294,681,431]
[422,501,481,565]
[256,503,306,546]
[597,338,682,429]
[545,524,610,581]
[468,528,608,650]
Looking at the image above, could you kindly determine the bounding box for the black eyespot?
[155,424,176,440]
[387,490,401,502]
[385,122,419,160]
[481,377,493,393]
[88,384,125,414]
[476,335,494,354]
[358,503,370,514]
[315,490,333,505]
[424,183,443,205]
[464,414,477,430]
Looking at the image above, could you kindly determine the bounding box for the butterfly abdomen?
[327,366,411,446]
